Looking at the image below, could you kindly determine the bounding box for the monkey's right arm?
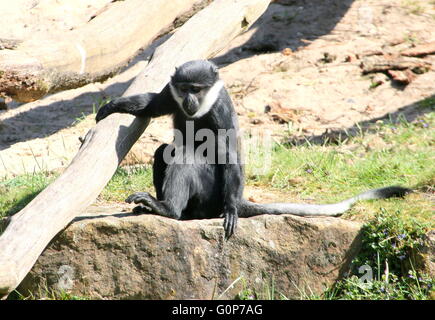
[95,85,177,122]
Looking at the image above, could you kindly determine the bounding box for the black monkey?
[96,60,411,238]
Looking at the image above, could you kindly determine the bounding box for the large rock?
[18,204,363,299]
[417,230,435,278]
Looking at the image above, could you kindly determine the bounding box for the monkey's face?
[169,60,220,118]
[172,82,209,117]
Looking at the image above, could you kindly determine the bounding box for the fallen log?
[400,41,435,57]
[0,0,272,299]
[361,54,432,74]
[0,0,205,102]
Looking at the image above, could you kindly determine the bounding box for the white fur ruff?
[170,80,224,119]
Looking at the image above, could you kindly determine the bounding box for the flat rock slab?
[18,205,362,299]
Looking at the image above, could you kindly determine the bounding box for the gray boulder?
[18,205,363,299]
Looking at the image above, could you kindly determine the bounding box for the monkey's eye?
[178,84,190,93]
[190,86,202,94]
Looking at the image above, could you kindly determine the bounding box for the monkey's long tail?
[238,186,411,218]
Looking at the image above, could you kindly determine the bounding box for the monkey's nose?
[183,95,199,116]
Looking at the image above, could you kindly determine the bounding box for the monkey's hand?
[95,98,124,122]
[95,94,156,122]
[222,206,238,239]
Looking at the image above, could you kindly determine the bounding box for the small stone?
[281,48,293,56]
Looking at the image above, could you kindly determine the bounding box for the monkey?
[95,59,411,238]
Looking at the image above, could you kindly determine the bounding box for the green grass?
[0,166,154,221]
[0,172,57,219]
[418,96,435,110]
[11,288,89,300]
[312,209,434,300]
[244,112,434,224]
[237,275,289,300]
[100,165,154,202]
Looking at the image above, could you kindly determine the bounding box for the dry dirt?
[0,0,114,40]
[1,0,434,193]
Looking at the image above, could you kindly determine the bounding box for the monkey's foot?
[132,204,153,214]
[126,192,155,206]
[126,192,169,217]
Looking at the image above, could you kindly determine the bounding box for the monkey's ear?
[209,64,218,76]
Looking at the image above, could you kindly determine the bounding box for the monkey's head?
[169,60,222,118]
